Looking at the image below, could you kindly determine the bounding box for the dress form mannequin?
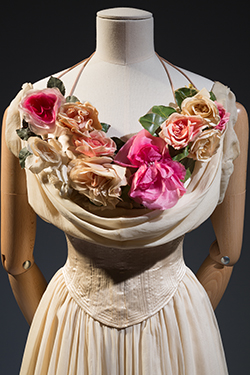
[1,4,248,335]
[34,8,213,138]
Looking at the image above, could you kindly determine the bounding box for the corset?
[62,234,186,328]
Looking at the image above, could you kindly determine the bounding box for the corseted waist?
[62,234,186,328]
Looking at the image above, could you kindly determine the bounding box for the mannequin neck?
[95,8,155,65]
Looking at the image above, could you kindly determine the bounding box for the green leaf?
[47,76,66,96]
[16,128,41,141]
[66,95,80,103]
[120,184,132,203]
[139,113,165,136]
[111,137,125,153]
[101,123,111,133]
[152,105,176,119]
[172,146,189,162]
[175,87,198,108]
[209,91,217,101]
[22,119,29,128]
[18,147,32,169]
[180,157,196,182]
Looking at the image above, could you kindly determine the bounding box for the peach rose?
[159,113,206,150]
[189,128,222,162]
[72,130,117,157]
[68,156,127,207]
[181,88,220,126]
[57,101,102,135]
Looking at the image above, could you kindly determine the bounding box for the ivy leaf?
[172,146,189,162]
[18,147,32,169]
[183,168,192,182]
[180,157,196,182]
[22,119,29,128]
[171,146,195,182]
[47,76,66,96]
[152,105,176,119]
[66,95,80,103]
[209,91,217,101]
[139,113,165,136]
[16,128,41,141]
[111,137,125,153]
[175,87,198,108]
[120,184,132,203]
[101,123,111,133]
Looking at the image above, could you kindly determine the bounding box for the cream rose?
[57,101,102,135]
[68,156,127,207]
[26,137,64,173]
[189,128,222,162]
[181,88,220,127]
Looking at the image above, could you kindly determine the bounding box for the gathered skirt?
[19,266,228,375]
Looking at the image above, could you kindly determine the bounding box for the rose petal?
[115,129,166,167]
[19,88,65,135]
[130,160,186,210]
[159,113,206,150]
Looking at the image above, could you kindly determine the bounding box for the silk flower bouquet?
[15,77,230,211]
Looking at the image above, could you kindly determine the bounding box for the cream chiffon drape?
[6,82,239,249]
[5,81,239,375]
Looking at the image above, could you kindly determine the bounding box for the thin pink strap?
[155,53,176,103]
[68,52,95,96]
[57,53,95,96]
[57,59,88,79]
[57,52,198,102]
[157,54,198,89]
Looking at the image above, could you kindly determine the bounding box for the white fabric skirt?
[19,266,228,375]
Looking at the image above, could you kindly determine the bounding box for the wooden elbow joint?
[209,240,241,267]
[1,253,34,276]
[1,192,37,276]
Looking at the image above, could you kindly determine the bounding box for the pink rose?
[115,129,186,210]
[72,130,117,157]
[130,157,186,210]
[215,101,230,131]
[19,88,65,135]
[159,113,206,150]
[114,128,166,168]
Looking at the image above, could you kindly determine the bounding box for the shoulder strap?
[57,52,198,103]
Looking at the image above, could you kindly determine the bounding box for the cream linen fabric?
[5,82,239,248]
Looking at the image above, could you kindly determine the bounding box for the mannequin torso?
[1,6,248,330]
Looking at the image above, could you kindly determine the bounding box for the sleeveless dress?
[5,59,240,375]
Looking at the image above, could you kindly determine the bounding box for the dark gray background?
[0,1,249,374]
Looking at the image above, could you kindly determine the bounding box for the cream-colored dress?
[6,81,239,375]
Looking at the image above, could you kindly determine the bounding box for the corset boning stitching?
[62,234,186,328]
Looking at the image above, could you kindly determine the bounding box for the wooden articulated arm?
[196,103,248,310]
[1,108,47,325]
